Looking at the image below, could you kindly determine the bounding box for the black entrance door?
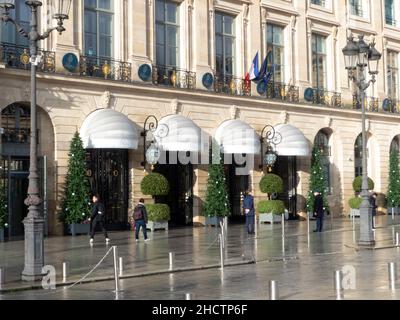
[86,149,129,230]
[225,161,249,224]
[155,158,193,227]
[274,156,297,219]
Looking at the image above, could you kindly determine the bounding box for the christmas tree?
[306,146,329,213]
[388,149,400,208]
[203,142,231,217]
[59,132,91,224]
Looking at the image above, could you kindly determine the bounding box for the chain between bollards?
[388,262,397,291]
[269,280,279,300]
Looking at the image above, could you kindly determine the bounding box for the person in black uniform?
[313,190,325,233]
[88,194,110,244]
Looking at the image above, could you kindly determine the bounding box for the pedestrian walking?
[313,190,324,233]
[133,198,150,242]
[370,192,378,230]
[243,191,255,235]
[89,194,110,244]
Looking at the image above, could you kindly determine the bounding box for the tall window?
[311,0,326,6]
[349,0,363,17]
[385,0,396,25]
[215,12,235,76]
[387,50,399,99]
[155,0,180,67]
[315,130,331,192]
[84,0,114,58]
[0,0,29,46]
[267,24,284,83]
[354,133,368,177]
[312,34,327,89]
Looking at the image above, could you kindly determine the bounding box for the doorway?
[274,156,297,219]
[85,149,129,230]
[154,153,193,227]
[225,159,250,224]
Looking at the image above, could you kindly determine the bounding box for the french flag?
[248,52,259,81]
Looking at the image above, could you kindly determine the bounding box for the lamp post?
[259,125,282,172]
[0,0,71,281]
[141,116,168,171]
[342,33,382,247]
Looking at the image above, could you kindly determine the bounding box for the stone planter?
[349,209,360,218]
[147,220,169,232]
[259,213,283,224]
[0,228,4,242]
[387,207,400,216]
[205,216,224,227]
[68,223,90,236]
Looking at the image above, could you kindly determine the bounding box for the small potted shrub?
[258,174,286,224]
[350,176,374,218]
[140,173,170,231]
[146,203,171,232]
[257,200,285,224]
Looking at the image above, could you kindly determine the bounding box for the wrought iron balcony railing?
[0,42,55,73]
[352,95,379,112]
[381,98,400,113]
[80,55,131,82]
[1,128,32,144]
[214,74,251,96]
[307,88,342,108]
[152,65,196,89]
[262,82,300,103]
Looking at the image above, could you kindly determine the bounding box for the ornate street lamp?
[342,32,382,247]
[0,0,71,281]
[260,125,282,172]
[141,116,168,171]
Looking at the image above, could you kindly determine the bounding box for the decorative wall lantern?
[260,125,282,172]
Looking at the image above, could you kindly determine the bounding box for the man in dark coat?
[370,192,377,230]
[243,191,255,235]
[133,198,150,242]
[313,190,324,233]
[89,194,110,244]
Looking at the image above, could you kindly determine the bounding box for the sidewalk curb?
[0,259,255,294]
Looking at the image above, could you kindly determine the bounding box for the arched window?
[1,103,30,144]
[314,130,331,193]
[390,136,400,154]
[0,0,29,47]
[355,133,369,177]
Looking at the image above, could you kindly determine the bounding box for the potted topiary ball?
[258,174,287,224]
[140,173,170,232]
[350,176,374,218]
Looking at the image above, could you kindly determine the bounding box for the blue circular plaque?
[257,80,267,95]
[382,98,392,112]
[202,73,214,89]
[62,53,78,72]
[304,88,314,102]
[138,64,152,81]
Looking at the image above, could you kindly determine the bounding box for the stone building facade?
[1,0,400,236]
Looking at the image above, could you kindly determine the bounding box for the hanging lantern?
[264,145,278,172]
[146,142,161,171]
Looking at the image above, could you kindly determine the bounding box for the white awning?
[215,120,261,154]
[80,109,139,149]
[154,114,205,152]
[274,124,310,156]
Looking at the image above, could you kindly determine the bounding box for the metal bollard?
[219,234,224,271]
[220,222,225,249]
[334,270,343,300]
[0,268,4,288]
[113,246,121,292]
[388,262,397,290]
[119,257,123,277]
[397,233,400,247]
[269,280,279,300]
[352,212,355,230]
[282,215,285,238]
[185,293,194,300]
[169,252,175,271]
[392,208,395,221]
[62,262,67,283]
